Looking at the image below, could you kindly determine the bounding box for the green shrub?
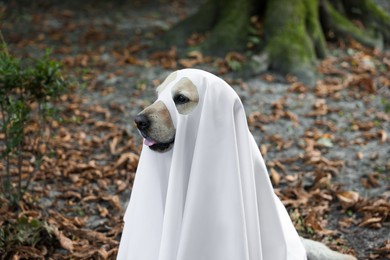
[0,41,68,208]
[0,216,55,257]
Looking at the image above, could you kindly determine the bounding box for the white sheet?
[117,69,306,260]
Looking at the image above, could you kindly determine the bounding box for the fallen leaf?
[338,217,355,228]
[260,144,268,157]
[270,168,281,186]
[378,130,387,143]
[98,205,109,217]
[337,191,360,209]
[358,217,383,227]
[52,226,74,252]
[114,152,139,169]
[356,152,364,160]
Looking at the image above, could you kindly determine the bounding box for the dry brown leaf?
[353,75,376,93]
[270,168,281,186]
[114,152,139,169]
[149,47,177,69]
[72,248,99,259]
[260,144,268,157]
[179,51,204,67]
[71,229,118,245]
[58,191,82,200]
[281,188,309,207]
[116,180,127,193]
[337,191,360,209]
[98,205,109,217]
[338,217,355,228]
[110,195,121,210]
[11,246,44,259]
[304,210,324,233]
[97,248,109,259]
[358,217,383,227]
[315,80,345,97]
[94,121,116,129]
[82,195,99,202]
[361,173,380,188]
[378,130,387,143]
[373,240,390,254]
[109,136,119,154]
[306,99,328,116]
[274,160,287,174]
[262,74,275,82]
[356,152,364,160]
[314,120,337,132]
[288,82,307,93]
[179,58,198,68]
[284,110,299,124]
[52,226,74,252]
[285,174,298,182]
[73,216,87,227]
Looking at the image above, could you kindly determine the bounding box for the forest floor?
[0,1,389,259]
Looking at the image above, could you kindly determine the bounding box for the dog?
[133,70,356,260]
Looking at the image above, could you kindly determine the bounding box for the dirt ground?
[1,1,389,259]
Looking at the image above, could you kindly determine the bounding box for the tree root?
[341,0,390,43]
[263,0,325,83]
[163,0,219,48]
[320,0,384,49]
[162,0,389,82]
[199,0,251,54]
[164,0,251,55]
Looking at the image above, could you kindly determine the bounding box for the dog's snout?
[135,114,150,131]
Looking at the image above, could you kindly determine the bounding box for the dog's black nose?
[134,114,150,130]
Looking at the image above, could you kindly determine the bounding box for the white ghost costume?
[117,69,306,260]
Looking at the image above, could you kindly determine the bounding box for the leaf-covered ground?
[0,1,389,259]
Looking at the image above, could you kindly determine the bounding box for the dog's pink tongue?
[144,138,157,147]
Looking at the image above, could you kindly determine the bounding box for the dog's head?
[134,72,199,152]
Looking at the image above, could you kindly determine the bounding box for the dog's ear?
[171,77,199,115]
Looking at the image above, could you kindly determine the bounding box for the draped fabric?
[117,69,306,260]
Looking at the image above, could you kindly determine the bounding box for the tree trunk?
[165,0,251,55]
[263,0,326,82]
[164,0,390,82]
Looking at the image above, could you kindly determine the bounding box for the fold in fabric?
[117,69,306,260]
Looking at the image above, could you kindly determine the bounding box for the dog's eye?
[174,94,190,105]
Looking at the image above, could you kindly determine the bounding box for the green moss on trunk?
[162,0,389,82]
[164,0,219,47]
[264,0,318,81]
[341,0,390,43]
[200,0,251,54]
[304,0,327,58]
[320,0,383,48]
[164,0,251,54]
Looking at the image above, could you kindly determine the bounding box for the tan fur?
[172,77,199,115]
[137,77,199,145]
[139,100,174,143]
